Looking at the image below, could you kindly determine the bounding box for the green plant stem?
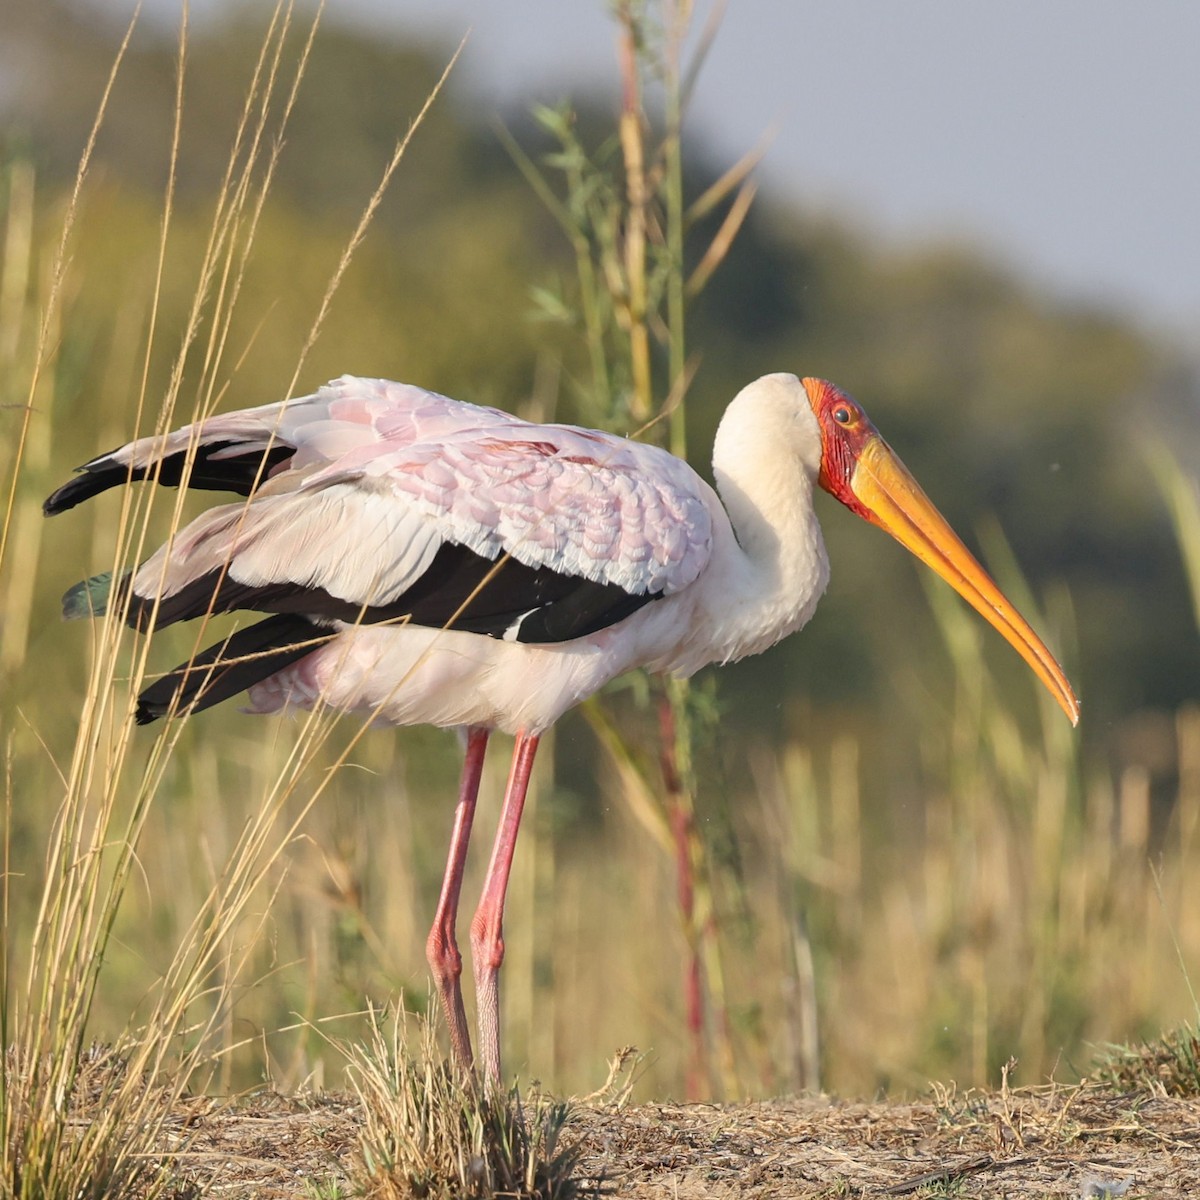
[664,1,689,461]
[617,8,652,421]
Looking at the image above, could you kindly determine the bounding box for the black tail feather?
[135,613,326,724]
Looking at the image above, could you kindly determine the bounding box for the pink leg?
[426,726,489,1075]
[469,730,540,1088]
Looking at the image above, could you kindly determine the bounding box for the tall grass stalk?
[1149,440,1200,635]
[512,0,761,1099]
[1,5,459,1193]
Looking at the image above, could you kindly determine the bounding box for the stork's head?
[802,377,1080,725]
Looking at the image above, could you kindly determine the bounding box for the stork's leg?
[469,730,540,1088]
[426,725,489,1075]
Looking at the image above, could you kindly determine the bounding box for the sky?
[103,0,1200,341]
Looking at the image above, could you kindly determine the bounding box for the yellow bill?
[851,434,1080,726]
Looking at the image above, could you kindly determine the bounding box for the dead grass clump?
[1092,1024,1200,1098]
[345,1009,583,1200]
[1,1041,178,1199]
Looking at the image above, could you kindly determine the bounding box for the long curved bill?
[851,435,1080,726]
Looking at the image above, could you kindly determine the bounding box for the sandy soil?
[159,1080,1197,1197]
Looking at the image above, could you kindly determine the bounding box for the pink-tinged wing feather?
[114,375,713,602]
[98,376,506,475]
[300,400,714,597]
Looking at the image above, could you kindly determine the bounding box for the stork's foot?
[427,925,475,1076]
[469,914,504,1089]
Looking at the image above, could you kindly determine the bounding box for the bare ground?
[159,1079,1198,1198]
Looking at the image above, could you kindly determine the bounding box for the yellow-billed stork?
[44,372,1079,1084]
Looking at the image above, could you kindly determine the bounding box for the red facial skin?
[805,378,880,522]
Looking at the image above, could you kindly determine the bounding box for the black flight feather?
[44,441,295,516]
[120,540,661,646]
[135,613,325,724]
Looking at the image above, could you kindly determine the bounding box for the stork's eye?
[833,406,853,425]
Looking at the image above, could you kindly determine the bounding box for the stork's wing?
[49,376,714,646]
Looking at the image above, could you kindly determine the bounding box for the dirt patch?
[158,1081,1197,1197]
[568,1086,1198,1197]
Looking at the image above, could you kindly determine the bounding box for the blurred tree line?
[3,0,1198,762]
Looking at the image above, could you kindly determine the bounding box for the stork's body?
[44,373,1079,1085]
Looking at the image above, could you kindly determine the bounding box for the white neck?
[694,374,831,665]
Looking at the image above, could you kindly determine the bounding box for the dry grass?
[343,1008,581,1199]
[24,1045,1200,1198]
